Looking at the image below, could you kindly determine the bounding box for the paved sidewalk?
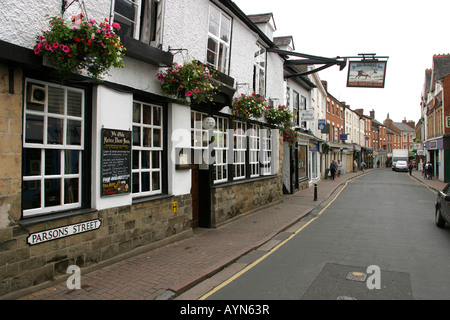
[409,168,447,192]
[12,167,446,300]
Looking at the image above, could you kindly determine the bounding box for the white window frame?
[22,79,84,217]
[132,101,163,196]
[260,128,272,176]
[113,0,142,40]
[249,124,260,178]
[253,43,266,96]
[233,121,246,180]
[206,4,231,73]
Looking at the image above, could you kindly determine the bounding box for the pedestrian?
[408,161,413,176]
[361,161,366,172]
[377,160,380,168]
[354,160,358,172]
[337,160,343,177]
[425,161,433,179]
[330,160,337,180]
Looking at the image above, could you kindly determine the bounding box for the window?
[213,116,229,183]
[253,43,266,95]
[207,4,231,73]
[191,111,229,184]
[260,128,272,176]
[132,101,163,196]
[22,80,84,217]
[233,121,246,180]
[249,124,260,177]
[292,91,299,126]
[300,96,307,128]
[114,0,163,47]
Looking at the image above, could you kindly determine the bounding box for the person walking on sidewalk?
[330,160,337,180]
[354,160,358,172]
[408,161,413,176]
[337,160,343,177]
[361,161,366,172]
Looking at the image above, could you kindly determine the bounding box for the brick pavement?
[12,167,445,300]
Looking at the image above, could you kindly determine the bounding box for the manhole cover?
[346,271,367,282]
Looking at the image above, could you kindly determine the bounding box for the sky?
[233,0,450,125]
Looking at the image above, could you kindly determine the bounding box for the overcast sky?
[233,0,450,125]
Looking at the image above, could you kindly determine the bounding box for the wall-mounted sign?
[340,134,348,141]
[27,219,101,246]
[446,116,450,128]
[300,109,315,121]
[347,61,387,88]
[101,128,131,196]
[318,119,326,130]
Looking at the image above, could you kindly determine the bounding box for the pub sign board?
[347,61,387,88]
[101,128,131,196]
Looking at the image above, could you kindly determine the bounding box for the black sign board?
[101,128,131,196]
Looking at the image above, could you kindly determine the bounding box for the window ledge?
[117,30,173,67]
[19,208,98,227]
[212,174,278,189]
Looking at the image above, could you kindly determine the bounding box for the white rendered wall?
[92,85,133,210]
[168,103,192,196]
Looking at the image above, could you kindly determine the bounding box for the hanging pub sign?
[300,109,315,121]
[347,61,387,88]
[101,128,132,196]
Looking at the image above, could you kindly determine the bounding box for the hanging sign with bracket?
[346,54,388,88]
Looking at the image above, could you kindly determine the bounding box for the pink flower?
[194,88,200,93]
[112,22,121,29]
[60,45,70,53]
[53,42,59,48]
[186,91,192,96]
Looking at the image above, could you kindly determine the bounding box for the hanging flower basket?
[232,93,267,121]
[283,126,298,147]
[157,60,215,105]
[264,104,292,127]
[34,14,125,81]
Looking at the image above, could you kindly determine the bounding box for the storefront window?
[132,101,163,196]
[22,79,84,217]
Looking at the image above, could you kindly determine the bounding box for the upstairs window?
[253,43,266,95]
[114,0,163,47]
[207,4,231,73]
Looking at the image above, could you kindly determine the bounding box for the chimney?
[406,120,415,129]
[354,109,363,116]
[402,117,407,124]
[370,109,375,119]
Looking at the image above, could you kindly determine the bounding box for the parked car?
[435,183,450,228]
[394,160,408,172]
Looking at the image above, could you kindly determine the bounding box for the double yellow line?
[199,180,351,300]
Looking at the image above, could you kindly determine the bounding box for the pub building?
[0,0,291,297]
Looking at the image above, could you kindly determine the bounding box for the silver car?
[394,160,408,172]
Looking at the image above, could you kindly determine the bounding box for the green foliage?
[34,14,125,80]
[157,60,216,105]
[232,94,268,121]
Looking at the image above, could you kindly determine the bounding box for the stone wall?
[211,175,282,226]
[0,193,192,297]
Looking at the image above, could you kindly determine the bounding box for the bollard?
[314,183,317,201]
